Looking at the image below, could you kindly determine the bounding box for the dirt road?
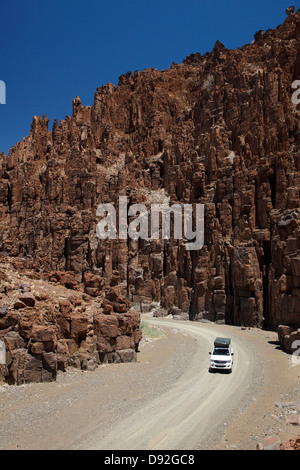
[0,317,299,450]
[86,318,263,450]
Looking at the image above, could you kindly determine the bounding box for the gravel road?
[0,317,299,450]
[86,318,264,450]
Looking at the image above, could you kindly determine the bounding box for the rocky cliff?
[0,7,300,379]
[0,258,142,384]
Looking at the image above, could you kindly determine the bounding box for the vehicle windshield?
[213,348,230,356]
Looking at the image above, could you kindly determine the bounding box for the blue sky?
[0,0,299,155]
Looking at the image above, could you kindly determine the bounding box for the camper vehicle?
[209,337,234,373]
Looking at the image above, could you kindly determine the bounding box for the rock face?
[0,7,299,344]
[0,260,142,384]
[278,324,300,353]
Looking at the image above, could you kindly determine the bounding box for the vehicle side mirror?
[209,352,211,355]
[231,353,234,355]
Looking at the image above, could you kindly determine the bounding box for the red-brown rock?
[1,8,300,383]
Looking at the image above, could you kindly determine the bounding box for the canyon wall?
[0,8,299,339]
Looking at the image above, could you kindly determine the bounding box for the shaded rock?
[13,300,27,309]
[116,349,137,363]
[0,305,7,317]
[18,292,35,307]
[23,354,43,384]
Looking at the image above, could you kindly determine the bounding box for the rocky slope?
[0,258,142,384]
[0,7,300,382]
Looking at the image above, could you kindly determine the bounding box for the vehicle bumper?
[210,363,232,370]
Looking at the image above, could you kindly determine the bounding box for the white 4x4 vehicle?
[209,337,234,373]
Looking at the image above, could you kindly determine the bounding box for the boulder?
[256,435,283,451]
[18,293,35,307]
[116,349,137,363]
